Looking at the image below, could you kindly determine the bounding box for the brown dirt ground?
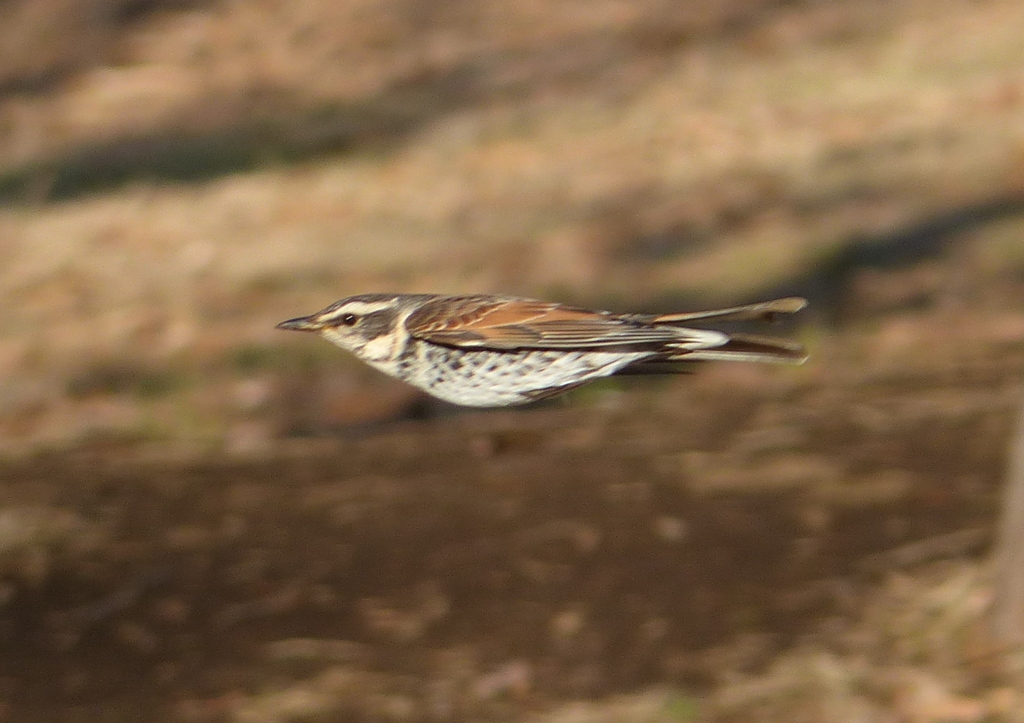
[2,347,1024,721]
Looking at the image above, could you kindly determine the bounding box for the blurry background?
[1,0,1024,720]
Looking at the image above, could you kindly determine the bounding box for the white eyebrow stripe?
[324,301,394,318]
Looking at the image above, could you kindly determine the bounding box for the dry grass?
[216,560,1023,723]
[700,560,1024,723]
[0,0,1023,449]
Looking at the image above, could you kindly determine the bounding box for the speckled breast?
[389,341,650,407]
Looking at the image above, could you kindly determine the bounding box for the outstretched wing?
[404,295,724,350]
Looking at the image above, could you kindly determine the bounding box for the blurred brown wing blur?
[405,295,704,350]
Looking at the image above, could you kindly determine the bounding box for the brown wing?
[405,295,706,350]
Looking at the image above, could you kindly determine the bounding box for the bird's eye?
[340,313,358,326]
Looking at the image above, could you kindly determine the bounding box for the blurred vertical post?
[991,386,1024,645]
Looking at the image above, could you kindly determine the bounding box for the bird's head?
[276,293,420,361]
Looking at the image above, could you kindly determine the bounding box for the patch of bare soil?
[0,354,1021,721]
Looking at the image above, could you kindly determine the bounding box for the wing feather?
[406,295,714,350]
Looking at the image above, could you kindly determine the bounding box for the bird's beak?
[275,315,323,332]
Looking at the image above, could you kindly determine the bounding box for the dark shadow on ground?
[0,366,1017,721]
[783,196,1024,321]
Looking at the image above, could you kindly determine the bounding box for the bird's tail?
[649,297,808,365]
[671,332,808,365]
[651,296,807,325]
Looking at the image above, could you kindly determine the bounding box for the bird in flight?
[277,293,808,407]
